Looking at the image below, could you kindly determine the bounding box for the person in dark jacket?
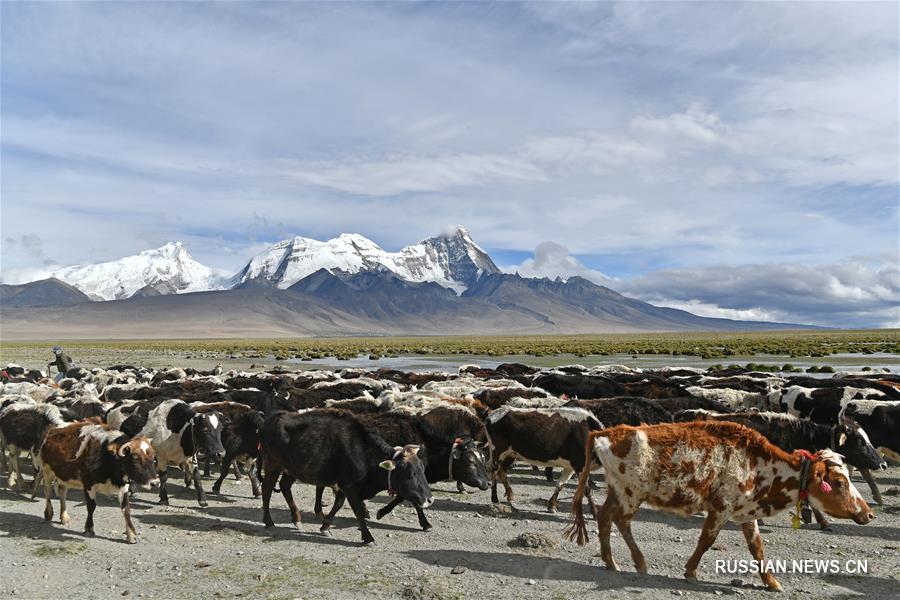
[47,347,74,381]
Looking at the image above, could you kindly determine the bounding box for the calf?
[259,409,433,544]
[37,422,158,543]
[0,402,67,490]
[485,406,604,512]
[566,421,874,591]
[675,410,886,525]
[211,410,266,497]
[122,399,225,507]
[190,401,256,478]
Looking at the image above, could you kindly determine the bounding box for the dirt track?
[1,460,898,600]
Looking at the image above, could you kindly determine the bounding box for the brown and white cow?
[566,421,874,591]
[37,422,159,543]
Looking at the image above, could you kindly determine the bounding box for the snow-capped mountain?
[231,226,499,292]
[50,242,228,301]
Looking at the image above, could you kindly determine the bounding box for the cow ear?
[838,432,847,446]
[379,460,396,471]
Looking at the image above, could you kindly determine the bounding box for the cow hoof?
[127,535,137,544]
[375,510,387,521]
[361,538,375,546]
[211,486,221,495]
[264,522,275,529]
[84,528,95,537]
[60,513,71,527]
[422,525,433,532]
[198,501,208,508]
[547,504,558,513]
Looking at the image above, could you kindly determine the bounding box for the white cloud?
[509,243,900,328]
[619,256,900,328]
[504,241,612,284]
[284,153,545,196]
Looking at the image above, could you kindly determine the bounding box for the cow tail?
[563,431,598,546]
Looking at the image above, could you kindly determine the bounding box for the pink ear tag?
[820,481,832,494]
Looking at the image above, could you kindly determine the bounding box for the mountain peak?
[50,242,226,301]
[233,226,498,292]
[144,241,187,258]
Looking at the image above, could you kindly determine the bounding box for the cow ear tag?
[379,460,396,471]
[820,481,832,493]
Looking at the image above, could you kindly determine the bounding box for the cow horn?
[117,443,131,457]
[392,446,403,460]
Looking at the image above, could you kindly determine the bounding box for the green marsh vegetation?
[2,330,897,364]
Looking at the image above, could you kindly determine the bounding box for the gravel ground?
[1,461,898,600]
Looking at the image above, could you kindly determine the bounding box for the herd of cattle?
[1,361,897,591]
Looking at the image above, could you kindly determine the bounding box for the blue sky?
[1,2,898,327]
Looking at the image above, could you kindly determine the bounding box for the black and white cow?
[840,399,900,504]
[484,406,605,512]
[841,400,900,464]
[0,402,69,490]
[778,386,885,424]
[121,399,225,507]
[259,408,433,544]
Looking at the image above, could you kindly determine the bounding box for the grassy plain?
[2,329,898,365]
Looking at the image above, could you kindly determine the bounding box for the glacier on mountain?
[50,242,228,301]
[230,225,499,292]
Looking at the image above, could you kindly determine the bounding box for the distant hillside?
[1,271,813,340]
[0,278,92,308]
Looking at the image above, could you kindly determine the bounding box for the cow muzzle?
[419,497,434,509]
[143,478,161,490]
[853,510,875,525]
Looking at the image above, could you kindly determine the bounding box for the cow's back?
[487,408,595,464]
[38,422,90,484]
[262,410,372,486]
[593,421,783,519]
